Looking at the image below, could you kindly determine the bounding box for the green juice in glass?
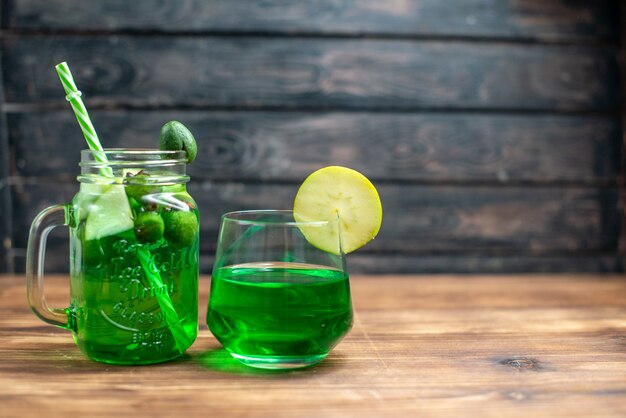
[66,155,199,365]
[207,262,353,366]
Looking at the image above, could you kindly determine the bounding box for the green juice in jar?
[69,179,199,365]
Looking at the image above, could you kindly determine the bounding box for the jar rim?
[80,148,187,159]
[81,148,184,153]
[78,148,189,184]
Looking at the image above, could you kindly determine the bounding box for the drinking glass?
[26,149,199,364]
[207,210,353,369]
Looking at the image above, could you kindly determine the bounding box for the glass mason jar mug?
[26,149,199,365]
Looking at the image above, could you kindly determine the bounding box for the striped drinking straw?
[55,62,113,177]
[54,62,191,353]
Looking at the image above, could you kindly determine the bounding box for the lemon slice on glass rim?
[293,166,383,254]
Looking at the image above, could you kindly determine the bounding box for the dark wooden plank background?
[4,0,618,41]
[2,36,620,111]
[0,45,12,273]
[7,110,621,182]
[0,0,623,274]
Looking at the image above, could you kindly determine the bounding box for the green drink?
[207,211,353,369]
[208,263,353,365]
[69,182,199,364]
[27,150,199,365]
[26,65,202,364]
[207,168,382,369]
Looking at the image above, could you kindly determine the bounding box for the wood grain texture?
[0,52,10,273]
[9,248,624,275]
[0,184,9,273]
[1,274,626,417]
[8,183,619,270]
[7,110,621,183]
[175,252,624,275]
[345,253,624,274]
[3,0,619,42]
[2,36,619,111]
[616,0,626,271]
[1,1,623,274]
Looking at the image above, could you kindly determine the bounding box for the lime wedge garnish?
[293,166,382,254]
[85,185,134,240]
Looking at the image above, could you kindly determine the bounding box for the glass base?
[230,353,327,369]
[86,351,184,365]
[77,344,185,365]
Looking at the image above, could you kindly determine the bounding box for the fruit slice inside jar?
[84,185,134,241]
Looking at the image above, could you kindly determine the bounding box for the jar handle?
[26,204,71,329]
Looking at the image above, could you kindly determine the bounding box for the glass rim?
[221,210,339,227]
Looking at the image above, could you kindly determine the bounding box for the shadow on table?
[9,343,344,376]
[192,348,346,376]
[3,341,197,372]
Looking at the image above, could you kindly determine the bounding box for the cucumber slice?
[293,166,382,254]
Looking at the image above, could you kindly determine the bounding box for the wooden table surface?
[1,274,626,417]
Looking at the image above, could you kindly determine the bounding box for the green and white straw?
[137,250,193,351]
[55,61,190,354]
[55,62,113,177]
